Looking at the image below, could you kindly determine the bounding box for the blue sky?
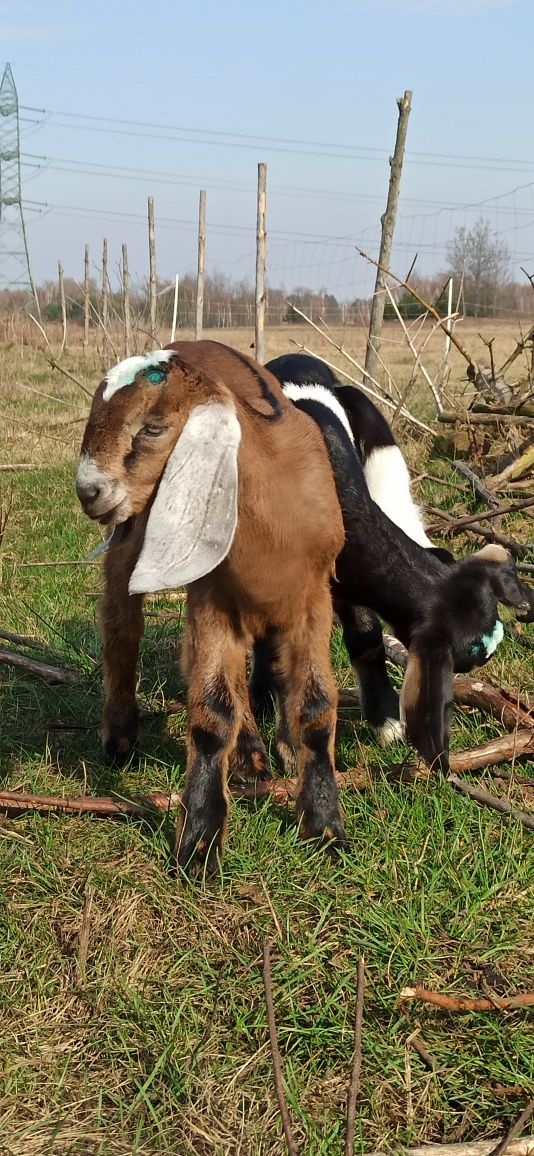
[2,0,534,299]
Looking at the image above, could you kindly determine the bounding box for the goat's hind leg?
[282,588,347,850]
[177,607,246,875]
[336,599,403,746]
[99,542,145,764]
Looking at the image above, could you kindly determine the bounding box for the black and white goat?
[258,352,534,773]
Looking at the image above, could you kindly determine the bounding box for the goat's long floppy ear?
[129,401,241,594]
[401,637,454,773]
[468,544,534,620]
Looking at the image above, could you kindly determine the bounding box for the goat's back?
[167,341,344,619]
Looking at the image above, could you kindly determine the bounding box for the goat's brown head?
[77,349,242,593]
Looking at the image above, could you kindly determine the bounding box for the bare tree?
[446,217,510,317]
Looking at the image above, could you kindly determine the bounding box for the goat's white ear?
[400,639,454,773]
[129,401,241,594]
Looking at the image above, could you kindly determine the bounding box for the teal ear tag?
[144,368,167,384]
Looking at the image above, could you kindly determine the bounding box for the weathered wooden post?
[255,162,267,364]
[122,243,132,357]
[195,189,206,340]
[101,238,109,351]
[148,196,157,342]
[83,244,90,358]
[58,260,67,355]
[364,90,412,387]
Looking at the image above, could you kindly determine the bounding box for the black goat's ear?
[400,638,454,773]
[469,544,534,619]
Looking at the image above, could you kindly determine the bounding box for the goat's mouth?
[94,498,132,527]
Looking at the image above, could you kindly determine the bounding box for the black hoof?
[102,712,139,766]
[176,797,227,878]
[230,729,272,782]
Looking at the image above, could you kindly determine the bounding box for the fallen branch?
[76,885,94,986]
[0,630,47,650]
[0,648,83,685]
[0,463,41,472]
[427,495,534,536]
[345,956,365,1156]
[448,773,534,831]
[423,508,528,555]
[488,1101,534,1156]
[438,412,534,428]
[368,1138,534,1156]
[263,940,299,1156]
[400,985,534,1012]
[450,461,501,509]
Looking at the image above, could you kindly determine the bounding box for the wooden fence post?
[364,90,412,387]
[148,196,157,342]
[101,238,109,351]
[195,189,206,340]
[171,274,179,342]
[255,162,267,364]
[83,244,90,358]
[122,243,132,357]
[58,260,67,355]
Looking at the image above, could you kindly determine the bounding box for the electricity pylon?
[0,63,38,304]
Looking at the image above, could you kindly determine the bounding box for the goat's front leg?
[177,605,246,875]
[335,598,403,746]
[230,686,271,782]
[280,586,347,849]
[99,541,145,764]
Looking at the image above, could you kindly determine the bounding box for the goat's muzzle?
[76,454,130,524]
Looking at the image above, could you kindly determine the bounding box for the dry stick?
[58,260,67,356]
[438,412,534,428]
[286,303,433,435]
[1,731,532,820]
[27,313,93,398]
[488,1101,534,1156]
[409,1035,436,1071]
[384,283,446,417]
[0,464,41,471]
[345,956,365,1156]
[450,461,501,509]
[424,506,528,554]
[76,885,94,985]
[0,649,82,685]
[399,985,534,1012]
[369,1140,534,1156]
[427,495,534,535]
[0,630,47,650]
[448,773,534,830]
[356,246,479,377]
[262,940,299,1156]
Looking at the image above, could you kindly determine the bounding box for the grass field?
[0,323,533,1155]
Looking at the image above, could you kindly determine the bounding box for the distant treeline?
[1,271,532,326]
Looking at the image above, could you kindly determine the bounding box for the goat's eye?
[140,423,167,437]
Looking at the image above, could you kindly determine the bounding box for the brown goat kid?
[76,341,346,873]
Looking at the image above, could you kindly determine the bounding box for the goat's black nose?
[76,480,101,503]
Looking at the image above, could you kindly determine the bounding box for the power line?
[19,104,534,173]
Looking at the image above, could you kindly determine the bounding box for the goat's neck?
[336,491,448,649]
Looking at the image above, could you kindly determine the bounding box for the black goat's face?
[400,544,533,774]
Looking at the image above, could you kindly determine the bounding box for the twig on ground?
[76,885,94,986]
[345,956,365,1156]
[487,1101,534,1156]
[426,495,534,536]
[368,1138,534,1156]
[0,648,82,685]
[450,461,501,509]
[0,630,47,650]
[409,1035,436,1071]
[400,985,534,1012]
[0,463,41,472]
[423,507,529,555]
[448,773,534,831]
[262,939,299,1156]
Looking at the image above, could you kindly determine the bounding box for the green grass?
[0,349,533,1154]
